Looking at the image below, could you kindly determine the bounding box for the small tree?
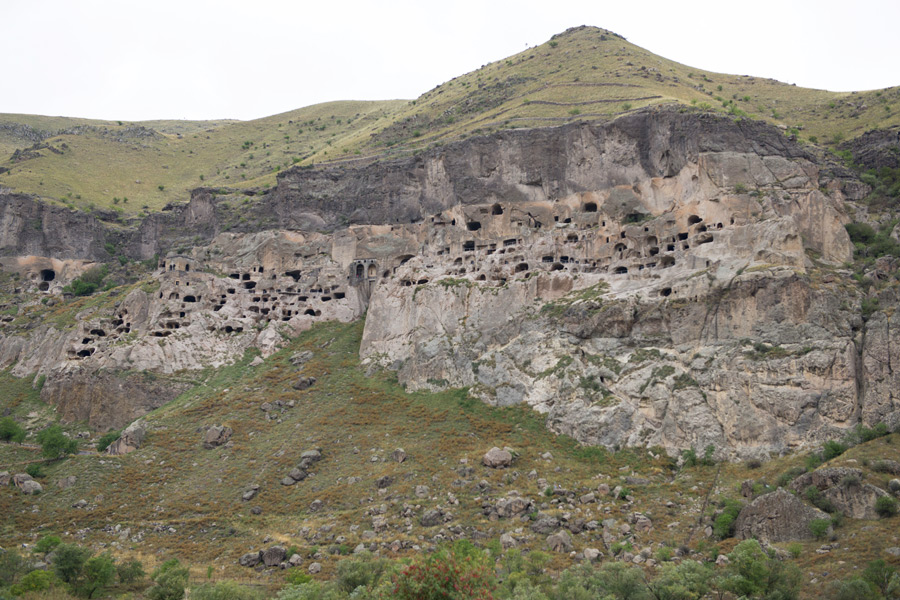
[37,425,78,460]
[96,431,120,453]
[81,553,116,598]
[0,417,26,443]
[54,543,91,585]
[33,535,62,555]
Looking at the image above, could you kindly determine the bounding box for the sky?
[3,0,899,122]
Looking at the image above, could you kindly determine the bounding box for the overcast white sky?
[3,0,899,122]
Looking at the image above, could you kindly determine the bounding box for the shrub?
[805,485,835,513]
[148,559,189,600]
[0,417,26,443]
[96,431,120,453]
[777,466,807,488]
[25,463,45,479]
[276,582,344,600]
[33,535,61,554]
[875,496,898,518]
[37,425,78,460]
[335,551,390,594]
[63,265,108,297]
[390,546,496,600]
[787,543,802,558]
[822,440,848,461]
[809,518,831,539]
[722,539,801,599]
[713,499,743,539]
[862,559,897,597]
[192,581,263,600]
[284,571,312,586]
[11,569,53,595]
[117,559,145,585]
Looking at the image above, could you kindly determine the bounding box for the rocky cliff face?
[1,107,895,456]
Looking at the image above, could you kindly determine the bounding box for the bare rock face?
[107,420,146,455]
[734,488,830,542]
[823,482,891,520]
[0,109,894,458]
[483,447,513,468]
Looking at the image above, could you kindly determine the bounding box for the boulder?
[57,475,76,489]
[584,548,601,562]
[293,377,316,391]
[290,350,314,367]
[107,420,146,455]
[500,533,517,549]
[288,468,308,482]
[298,450,322,469]
[239,552,261,567]
[375,476,393,489]
[203,425,233,449]
[415,485,430,498]
[420,508,444,527]
[482,447,513,468]
[20,480,43,494]
[495,495,532,518]
[547,530,573,553]
[12,473,32,488]
[531,516,560,534]
[734,488,830,542]
[0,471,9,486]
[308,562,322,574]
[281,477,297,486]
[391,448,407,463]
[262,546,286,567]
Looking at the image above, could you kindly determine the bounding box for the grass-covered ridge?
[2,26,898,215]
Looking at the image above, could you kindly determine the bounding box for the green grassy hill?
[2,26,898,217]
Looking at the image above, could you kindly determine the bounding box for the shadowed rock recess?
[0,107,894,457]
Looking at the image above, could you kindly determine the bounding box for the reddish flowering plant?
[387,547,496,600]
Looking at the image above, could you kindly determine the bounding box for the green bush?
[96,431,120,453]
[117,559,145,585]
[713,499,743,539]
[53,543,92,585]
[822,440,848,461]
[11,569,53,595]
[36,425,78,460]
[63,265,108,297]
[0,417,26,443]
[33,535,61,554]
[777,466,807,488]
[147,559,189,600]
[805,485,836,513]
[335,551,390,594]
[25,463,45,479]
[722,539,801,599]
[875,495,898,518]
[191,581,263,600]
[809,518,831,539]
[862,559,897,597]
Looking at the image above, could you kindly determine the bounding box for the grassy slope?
[2,26,898,215]
[0,318,897,594]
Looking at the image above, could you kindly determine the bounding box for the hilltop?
[2,26,898,215]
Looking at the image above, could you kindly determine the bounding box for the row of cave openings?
[68,311,132,360]
[436,201,606,233]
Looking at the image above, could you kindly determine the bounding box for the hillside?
[1,23,900,600]
[2,26,899,215]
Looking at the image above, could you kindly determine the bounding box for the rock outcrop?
[0,108,896,457]
[734,488,830,542]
